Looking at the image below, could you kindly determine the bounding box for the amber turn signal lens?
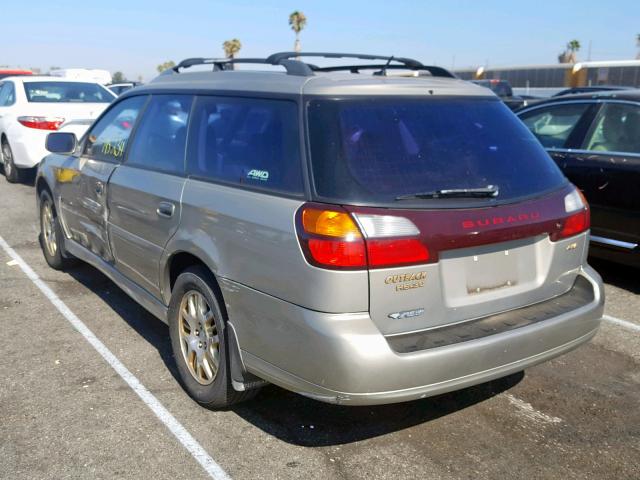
[302,208,362,238]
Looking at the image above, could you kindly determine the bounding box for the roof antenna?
[374,55,394,76]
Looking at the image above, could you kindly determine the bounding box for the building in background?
[455,60,640,94]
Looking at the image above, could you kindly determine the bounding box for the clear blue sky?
[3,0,639,81]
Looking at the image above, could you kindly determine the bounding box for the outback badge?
[385,271,427,291]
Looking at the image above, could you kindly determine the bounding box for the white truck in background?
[49,68,111,85]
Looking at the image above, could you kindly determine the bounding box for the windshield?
[24,81,114,103]
[307,98,567,206]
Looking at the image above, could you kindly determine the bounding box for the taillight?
[366,238,430,267]
[296,204,430,270]
[299,206,366,268]
[552,188,590,241]
[18,116,65,131]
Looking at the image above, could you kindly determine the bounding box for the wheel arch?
[162,249,259,391]
[163,250,223,307]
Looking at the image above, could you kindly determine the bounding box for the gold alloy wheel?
[178,290,220,385]
[41,201,57,257]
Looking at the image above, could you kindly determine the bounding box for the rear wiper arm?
[395,185,499,200]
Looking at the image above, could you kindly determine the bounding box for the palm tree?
[567,40,581,63]
[223,39,242,70]
[223,39,242,59]
[558,40,580,63]
[288,11,307,54]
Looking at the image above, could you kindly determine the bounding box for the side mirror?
[46,132,77,154]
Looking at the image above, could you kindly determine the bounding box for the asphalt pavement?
[0,174,638,480]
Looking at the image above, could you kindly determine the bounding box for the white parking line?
[603,314,640,333]
[0,235,231,480]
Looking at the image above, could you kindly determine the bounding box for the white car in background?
[0,76,115,182]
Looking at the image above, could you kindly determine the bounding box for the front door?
[59,95,148,262]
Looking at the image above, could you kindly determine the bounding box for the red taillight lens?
[367,238,430,267]
[552,188,590,240]
[18,116,65,131]
[558,209,590,239]
[307,238,366,267]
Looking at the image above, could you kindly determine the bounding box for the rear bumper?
[8,126,48,168]
[223,265,604,406]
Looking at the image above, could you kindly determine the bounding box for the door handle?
[156,201,175,218]
[95,181,104,195]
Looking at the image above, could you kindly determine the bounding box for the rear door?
[518,101,598,189]
[107,94,193,298]
[58,95,147,261]
[520,100,640,251]
[567,101,640,249]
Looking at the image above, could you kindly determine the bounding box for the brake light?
[552,188,590,240]
[297,204,430,269]
[367,238,430,267]
[18,116,65,131]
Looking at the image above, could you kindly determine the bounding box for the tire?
[39,189,76,270]
[168,266,258,409]
[2,139,23,183]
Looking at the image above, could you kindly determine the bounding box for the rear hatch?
[306,96,590,335]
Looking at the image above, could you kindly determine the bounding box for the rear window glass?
[24,81,113,103]
[307,98,567,205]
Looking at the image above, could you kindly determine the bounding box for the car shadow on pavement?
[64,264,181,384]
[589,258,639,294]
[233,372,523,447]
[0,166,37,186]
[64,262,524,447]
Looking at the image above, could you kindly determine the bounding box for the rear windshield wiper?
[395,185,499,200]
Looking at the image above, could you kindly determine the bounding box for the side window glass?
[187,96,303,194]
[0,83,10,106]
[126,95,192,174]
[520,103,590,148]
[84,96,147,162]
[0,82,16,107]
[582,103,640,154]
[5,83,15,105]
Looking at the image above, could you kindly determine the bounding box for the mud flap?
[227,322,269,392]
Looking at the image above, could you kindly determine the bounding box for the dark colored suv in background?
[518,90,640,267]
[36,52,603,409]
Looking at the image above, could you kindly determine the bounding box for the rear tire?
[2,139,23,183]
[39,189,75,270]
[168,266,259,409]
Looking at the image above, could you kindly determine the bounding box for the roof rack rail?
[265,52,456,78]
[311,63,455,78]
[171,56,313,76]
[169,52,455,78]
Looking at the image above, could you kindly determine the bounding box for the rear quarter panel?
[161,179,369,313]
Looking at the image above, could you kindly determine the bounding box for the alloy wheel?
[2,142,12,177]
[41,200,58,257]
[178,290,220,385]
